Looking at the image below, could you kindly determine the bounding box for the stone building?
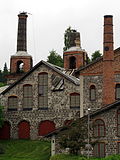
[1,13,120,158]
[0,12,82,140]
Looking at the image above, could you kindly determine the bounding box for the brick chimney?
[17,12,28,51]
[103,15,115,105]
[7,12,33,84]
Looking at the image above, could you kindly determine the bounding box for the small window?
[116,84,120,100]
[23,84,33,109]
[70,93,80,109]
[93,143,105,158]
[8,96,18,111]
[90,85,96,101]
[69,56,76,69]
[93,119,105,137]
[17,60,24,73]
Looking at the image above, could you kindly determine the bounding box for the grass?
[0,140,51,160]
[50,154,120,160]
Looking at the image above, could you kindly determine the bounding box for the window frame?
[38,72,48,109]
[89,85,96,101]
[93,143,105,158]
[23,84,33,110]
[70,92,80,109]
[93,119,105,137]
[8,96,18,111]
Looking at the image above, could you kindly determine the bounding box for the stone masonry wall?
[91,106,119,156]
[83,75,103,115]
[1,64,80,140]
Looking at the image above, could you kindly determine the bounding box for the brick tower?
[7,12,33,84]
[103,15,115,105]
[63,30,88,70]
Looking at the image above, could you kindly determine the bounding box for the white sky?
[0,0,120,70]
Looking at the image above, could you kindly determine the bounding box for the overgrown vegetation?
[47,50,63,67]
[59,118,88,155]
[50,154,120,160]
[0,140,51,160]
[91,50,102,62]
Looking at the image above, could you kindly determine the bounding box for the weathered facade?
[0,61,80,140]
[1,13,120,158]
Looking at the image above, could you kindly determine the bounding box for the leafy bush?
[59,118,88,155]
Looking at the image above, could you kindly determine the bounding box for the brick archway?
[0,121,10,139]
[38,120,55,136]
[18,121,30,139]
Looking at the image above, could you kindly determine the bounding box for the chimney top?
[104,15,113,18]
[18,12,28,18]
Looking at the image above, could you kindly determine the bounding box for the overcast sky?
[0,0,120,70]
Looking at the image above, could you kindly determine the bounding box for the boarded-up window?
[90,85,96,101]
[94,119,105,137]
[23,85,33,109]
[116,84,120,100]
[38,73,48,109]
[8,96,18,110]
[38,120,55,136]
[94,143,105,158]
[70,93,80,109]
[117,109,120,136]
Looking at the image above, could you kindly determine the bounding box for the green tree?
[3,62,9,74]
[91,50,102,61]
[47,50,63,67]
[59,118,88,155]
[63,26,73,51]
[2,62,9,84]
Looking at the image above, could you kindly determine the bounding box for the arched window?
[17,60,24,73]
[116,84,120,100]
[38,73,48,109]
[23,84,33,110]
[117,109,120,136]
[90,85,96,101]
[69,56,76,69]
[93,119,105,137]
[70,93,80,109]
[8,96,18,111]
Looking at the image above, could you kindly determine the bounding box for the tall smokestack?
[103,15,114,60]
[103,15,115,106]
[17,12,28,52]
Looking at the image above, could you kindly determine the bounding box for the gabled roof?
[75,56,103,73]
[1,60,79,95]
[76,47,120,74]
[90,100,120,117]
